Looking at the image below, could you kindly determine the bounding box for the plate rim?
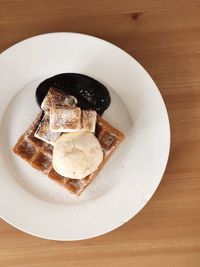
[0,32,170,240]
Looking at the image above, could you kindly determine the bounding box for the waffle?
[50,107,97,133]
[34,112,61,145]
[13,112,124,196]
[81,110,97,132]
[41,87,77,111]
[50,107,82,132]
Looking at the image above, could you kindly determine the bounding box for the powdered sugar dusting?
[82,110,97,132]
[34,112,61,145]
[41,87,77,111]
[50,107,82,132]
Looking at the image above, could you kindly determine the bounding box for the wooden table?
[0,1,200,266]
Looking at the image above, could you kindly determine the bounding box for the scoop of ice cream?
[53,132,103,179]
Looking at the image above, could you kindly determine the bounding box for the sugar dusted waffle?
[41,87,77,111]
[34,112,61,145]
[50,107,82,132]
[13,112,124,196]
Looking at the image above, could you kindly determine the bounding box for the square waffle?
[34,112,61,145]
[41,87,77,111]
[13,112,124,196]
[50,107,82,132]
[81,110,97,132]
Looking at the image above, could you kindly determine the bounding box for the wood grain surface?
[0,1,200,266]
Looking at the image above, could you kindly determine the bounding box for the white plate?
[0,33,170,240]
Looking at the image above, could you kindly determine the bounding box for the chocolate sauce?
[36,73,111,115]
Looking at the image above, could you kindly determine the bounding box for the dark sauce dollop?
[36,73,111,115]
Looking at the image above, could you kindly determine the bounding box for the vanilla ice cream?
[53,132,103,179]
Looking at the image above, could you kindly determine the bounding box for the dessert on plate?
[13,74,124,196]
